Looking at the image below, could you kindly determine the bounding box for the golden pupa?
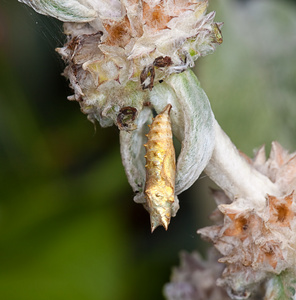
[144,104,176,232]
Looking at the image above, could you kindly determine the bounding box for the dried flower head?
[164,249,229,300]
[54,0,222,127]
[198,142,296,298]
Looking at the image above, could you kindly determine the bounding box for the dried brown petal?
[140,65,155,90]
[153,56,173,68]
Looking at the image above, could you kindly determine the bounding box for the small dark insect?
[143,101,152,107]
[212,23,223,44]
[242,224,248,231]
[140,56,173,90]
[66,31,103,56]
[153,56,173,68]
[117,106,138,130]
[140,65,155,90]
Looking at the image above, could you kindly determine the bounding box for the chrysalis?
[144,104,176,232]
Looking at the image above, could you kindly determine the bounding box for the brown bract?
[267,192,295,228]
[143,2,173,31]
[217,208,283,269]
[223,212,262,242]
[103,16,133,48]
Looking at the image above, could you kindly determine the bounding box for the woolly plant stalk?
[19,0,296,299]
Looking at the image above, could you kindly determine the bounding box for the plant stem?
[204,119,280,207]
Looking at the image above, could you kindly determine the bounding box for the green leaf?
[151,70,215,195]
[120,107,153,203]
[18,0,97,22]
[265,270,296,300]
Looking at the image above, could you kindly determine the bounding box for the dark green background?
[0,0,296,299]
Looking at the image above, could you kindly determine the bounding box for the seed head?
[198,142,296,297]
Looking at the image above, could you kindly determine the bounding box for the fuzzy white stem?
[204,120,280,205]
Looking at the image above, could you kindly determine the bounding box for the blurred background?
[0,0,296,299]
